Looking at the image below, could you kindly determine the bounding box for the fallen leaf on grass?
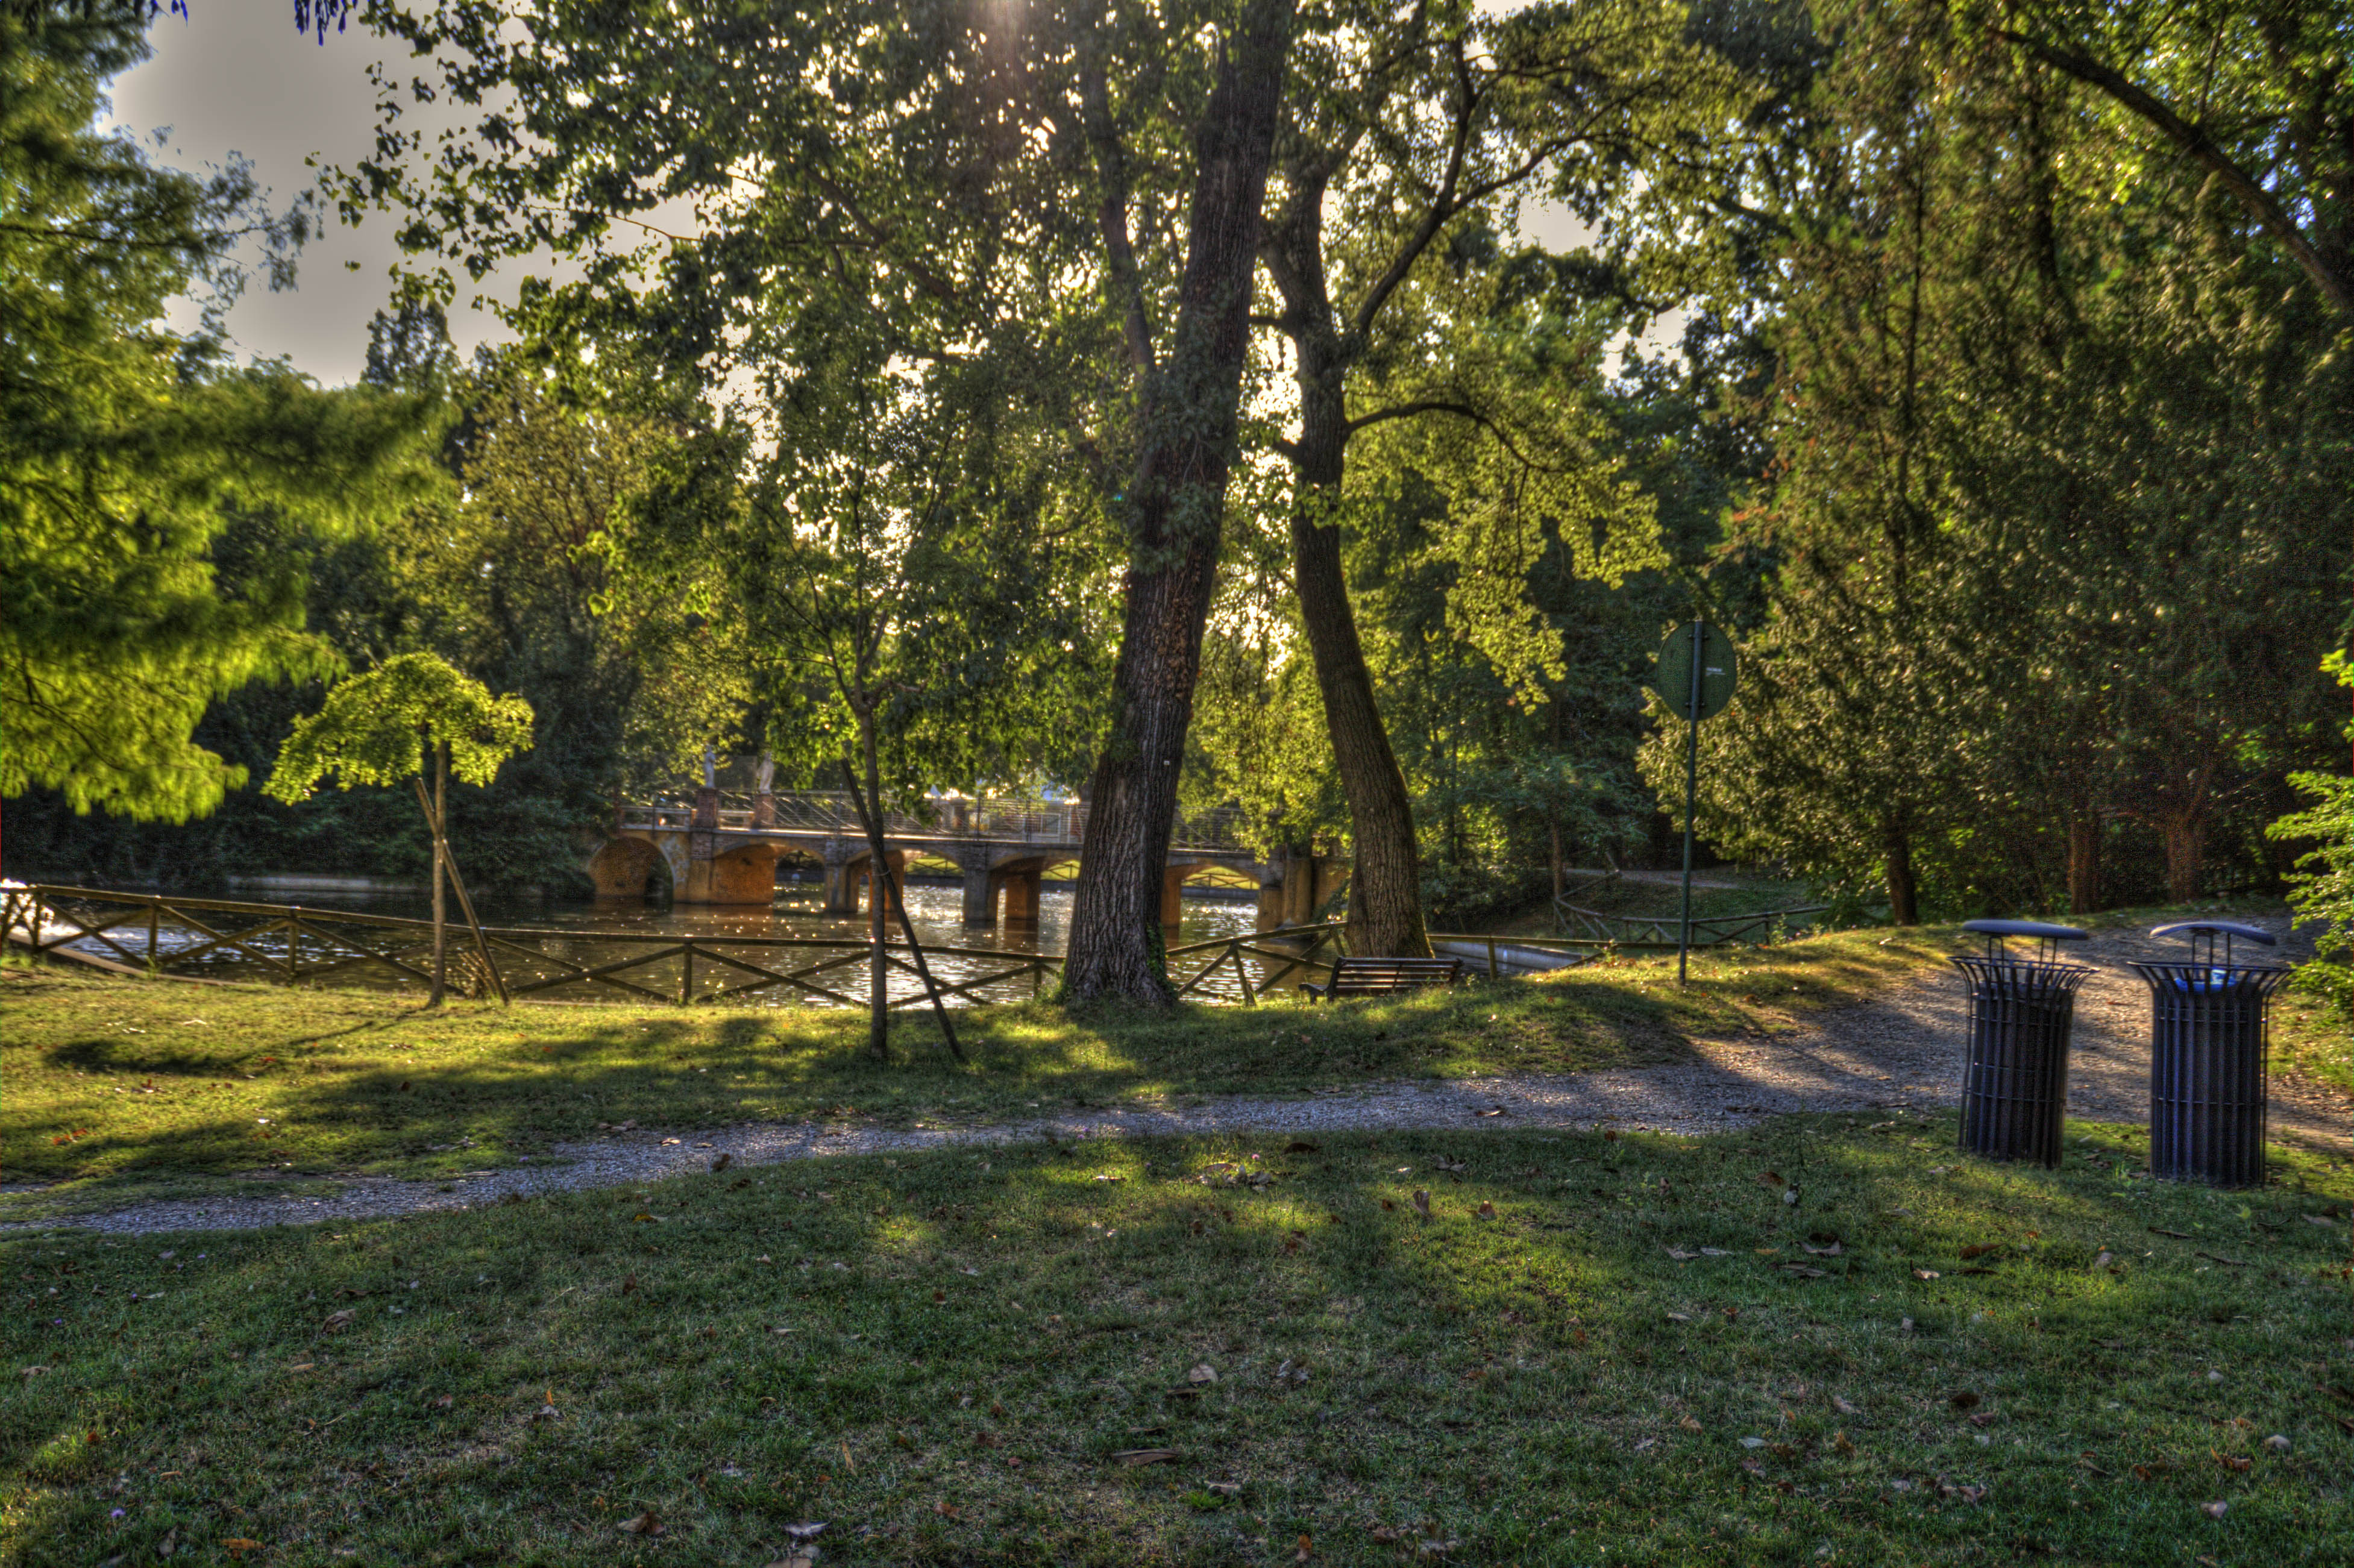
[618,1511,665,1536]
[221,1540,262,1560]
[1803,1242,1844,1256]
[430,1394,453,1409]
[1113,1448,1180,1466]
[1432,1157,1466,1173]
[1913,1270,1941,1281]
[1757,1171,1786,1189]
[711,1152,732,1173]
[2202,1502,2229,1519]
[1411,1191,1432,1218]
[1832,1394,1859,1416]
[1779,1264,1827,1278]
[1296,1532,1314,1561]
[1833,1430,1856,1455]
[1475,1202,1497,1220]
[933,1501,961,1519]
[2214,1450,2252,1473]
[319,1310,355,1333]
[1666,1246,1700,1261]
[1665,1312,1692,1323]
[1679,1416,1703,1432]
[1477,1106,1506,1118]
[1959,1243,1997,1260]
[2092,1251,2114,1269]
[1188,1364,1219,1385]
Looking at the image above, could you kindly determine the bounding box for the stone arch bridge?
[588,791,1348,930]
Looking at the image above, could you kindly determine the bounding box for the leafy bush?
[2269,770,2354,1021]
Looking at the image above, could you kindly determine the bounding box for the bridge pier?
[1162,861,1213,927]
[1254,862,1287,931]
[998,865,1041,924]
[858,850,908,917]
[945,845,997,926]
[821,839,861,917]
[1260,851,1349,929]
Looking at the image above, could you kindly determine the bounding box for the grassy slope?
[4,1117,2351,1567]
[0,928,1956,1213]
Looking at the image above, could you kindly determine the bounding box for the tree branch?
[1344,398,1564,474]
[1080,20,1160,375]
[1351,36,1480,337]
[1993,27,2351,314]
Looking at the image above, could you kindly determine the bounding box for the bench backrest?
[1323,956,1463,993]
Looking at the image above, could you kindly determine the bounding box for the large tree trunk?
[1884,821,1919,926]
[1293,507,1429,956]
[2065,814,2100,915]
[1267,179,1428,958]
[1062,0,1295,1004]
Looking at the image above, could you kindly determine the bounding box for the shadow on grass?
[2,1115,2349,1564]
[0,926,1971,1208]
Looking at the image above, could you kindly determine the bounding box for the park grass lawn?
[4,1115,2351,1567]
[0,927,1957,1215]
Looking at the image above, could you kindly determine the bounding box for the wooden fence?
[4,885,1605,1007]
[1552,897,1829,948]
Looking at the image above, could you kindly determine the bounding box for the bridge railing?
[615,793,1258,853]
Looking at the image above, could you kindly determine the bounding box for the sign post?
[1654,621,1737,985]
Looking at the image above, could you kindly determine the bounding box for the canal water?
[36,880,1304,1008]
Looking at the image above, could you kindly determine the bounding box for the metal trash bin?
[1953,920,2092,1168]
[2130,921,2289,1189]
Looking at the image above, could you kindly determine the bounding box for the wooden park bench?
[1301,955,1465,1002]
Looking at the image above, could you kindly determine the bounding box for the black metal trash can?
[2130,921,2290,1189]
[1953,920,2092,1168]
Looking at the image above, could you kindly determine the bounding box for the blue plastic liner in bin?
[2130,924,2289,1188]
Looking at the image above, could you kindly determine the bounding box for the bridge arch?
[588,836,671,901]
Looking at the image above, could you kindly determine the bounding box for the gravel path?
[15,922,2345,1236]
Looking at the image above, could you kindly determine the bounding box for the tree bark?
[856,712,890,1060]
[2065,815,2100,915]
[1264,172,1430,959]
[1294,504,1429,955]
[2159,808,2205,904]
[1062,0,1295,1004]
[428,742,448,1007]
[1884,821,1919,926]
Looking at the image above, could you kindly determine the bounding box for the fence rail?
[4,887,1355,1007]
[1552,897,1830,947]
[4,886,1612,1007]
